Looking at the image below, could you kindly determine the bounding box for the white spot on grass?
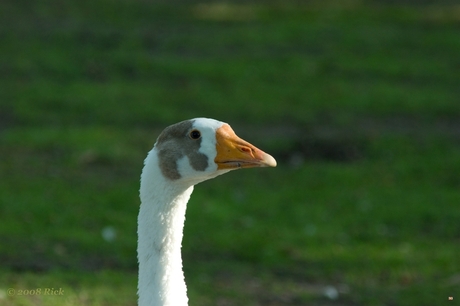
[101,226,117,242]
[323,285,339,300]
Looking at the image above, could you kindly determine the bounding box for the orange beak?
[215,124,277,170]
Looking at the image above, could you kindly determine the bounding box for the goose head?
[153,118,276,186]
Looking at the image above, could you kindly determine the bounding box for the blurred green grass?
[1,0,460,305]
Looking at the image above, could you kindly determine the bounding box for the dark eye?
[189,130,201,140]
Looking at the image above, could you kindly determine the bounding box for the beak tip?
[263,153,277,167]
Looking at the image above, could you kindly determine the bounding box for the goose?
[138,118,276,306]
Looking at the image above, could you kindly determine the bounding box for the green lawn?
[1,1,459,305]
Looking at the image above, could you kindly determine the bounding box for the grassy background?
[1,0,460,305]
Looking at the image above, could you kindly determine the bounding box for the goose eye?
[189,130,201,140]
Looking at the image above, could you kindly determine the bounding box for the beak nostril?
[240,146,251,153]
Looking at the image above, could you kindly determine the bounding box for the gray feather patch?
[156,120,209,180]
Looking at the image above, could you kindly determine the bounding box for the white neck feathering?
[138,149,194,306]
